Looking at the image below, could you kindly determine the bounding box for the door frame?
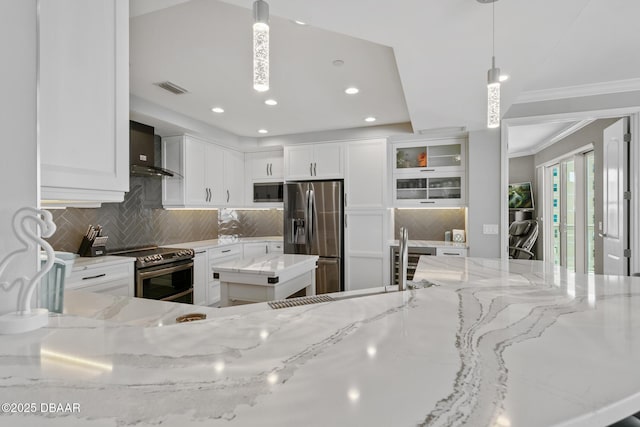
[502,108,640,275]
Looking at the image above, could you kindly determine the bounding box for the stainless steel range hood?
[130,121,179,178]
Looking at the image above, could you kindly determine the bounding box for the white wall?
[259,123,413,146]
[0,1,37,315]
[468,129,501,258]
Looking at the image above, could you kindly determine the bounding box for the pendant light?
[253,0,269,92]
[479,0,501,128]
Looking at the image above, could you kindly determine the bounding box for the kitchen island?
[1,257,640,426]
[214,253,318,307]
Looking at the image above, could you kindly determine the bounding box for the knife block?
[78,236,106,257]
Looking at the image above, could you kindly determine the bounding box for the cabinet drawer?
[67,263,133,289]
[72,280,131,296]
[208,245,242,259]
[268,242,283,253]
[436,248,467,257]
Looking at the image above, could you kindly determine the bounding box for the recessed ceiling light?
[258,129,268,134]
[264,99,278,106]
[345,87,359,95]
[293,20,307,25]
[211,107,224,113]
[332,59,344,67]
[364,116,376,122]
[499,74,510,82]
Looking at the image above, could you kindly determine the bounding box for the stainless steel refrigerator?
[284,180,343,294]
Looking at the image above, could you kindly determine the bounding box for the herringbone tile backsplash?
[394,208,466,240]
[46,177,284,253]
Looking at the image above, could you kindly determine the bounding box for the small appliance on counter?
[78,225,108,257]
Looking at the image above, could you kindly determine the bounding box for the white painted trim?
[502,106,640,263]
[631,113,640,275]
[515,78,640,104]
[535,143,594,169]
[508,120,594,158]
[500,125,509,259]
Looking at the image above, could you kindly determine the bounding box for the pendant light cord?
[492,1,495,60]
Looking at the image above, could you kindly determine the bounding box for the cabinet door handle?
[310,163,313,176]
[420,201,435,204]
[82,273,106,280]
[227,189,230,203]
[313,162,317,176]
[442,252,459,256]
[344,193,347,208]
[269,163,272,175]
[267,163,270,176]
[205,188,209,202]
[221,249,231,253]
[344,214,347,228]
[420,169,435,172]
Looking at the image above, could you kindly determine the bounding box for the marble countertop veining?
[2,257,640,426]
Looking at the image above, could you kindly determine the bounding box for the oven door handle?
[137,261,194,280]
[161,288,193,302]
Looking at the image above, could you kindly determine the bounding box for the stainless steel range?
[112,246,195,303]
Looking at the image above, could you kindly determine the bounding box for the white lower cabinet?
[66,261,134,297]
[267,242,283,254]
[207,245,242,306]
[345,210,390,290]
[436,247,467,257]
[193,251,208,306]
[243,242,268,259]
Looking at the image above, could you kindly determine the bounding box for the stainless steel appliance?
[253,182,283,203]
[129,121,179,177]
[389,245,436,285]
[284,180,343,294]
[112,247,195,303]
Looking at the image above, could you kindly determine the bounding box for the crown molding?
[514,78,640,104]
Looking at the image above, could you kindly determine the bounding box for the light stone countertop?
[70,255,134,271]
[388,239,469,249]
[213,254,318,277]
[2,257,640,426]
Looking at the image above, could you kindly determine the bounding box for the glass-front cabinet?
[394,173,465,206]
[393,138,464,173]
[391,138,466,207]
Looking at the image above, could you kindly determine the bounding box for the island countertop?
[2,257,640,426]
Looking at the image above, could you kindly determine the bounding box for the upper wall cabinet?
[393,138,465,174]
[247,150,283,181]
[162,135,245,208]
[345,139,387,209]
[390,138,467,207]
[39,0,129,205]
[284,143,343,180]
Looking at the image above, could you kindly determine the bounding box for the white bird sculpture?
[0,207,57,333]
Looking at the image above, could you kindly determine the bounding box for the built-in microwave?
[253,182,284,203]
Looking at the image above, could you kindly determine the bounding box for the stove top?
[112,246,195,268]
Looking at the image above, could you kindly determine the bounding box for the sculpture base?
[0,308,49,334]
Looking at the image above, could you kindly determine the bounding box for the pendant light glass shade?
[487,57,500,128]
[253,0,269,92]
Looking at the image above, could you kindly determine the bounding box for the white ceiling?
[130,0,640,141]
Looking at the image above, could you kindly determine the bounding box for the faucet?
[398,227,409,291]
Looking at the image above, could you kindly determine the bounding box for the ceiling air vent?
[154,81,189,95]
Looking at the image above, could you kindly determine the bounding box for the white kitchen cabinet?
[390,137,467,207]
[392,138,465,174]
[436,247,467,257]
[39,0,129,206]
[344,210,390,290]
[243,242,268,259]
[162,135,244,208]
[66,261,134,297]
[393,172,466,207]
[284,143,343,180]
[247,150,284,180]
[207,245,242,305]
[193,251,208,306]
[345,139,387,209]
[267,242,283,254]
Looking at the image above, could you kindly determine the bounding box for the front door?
[602,118,630,275]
